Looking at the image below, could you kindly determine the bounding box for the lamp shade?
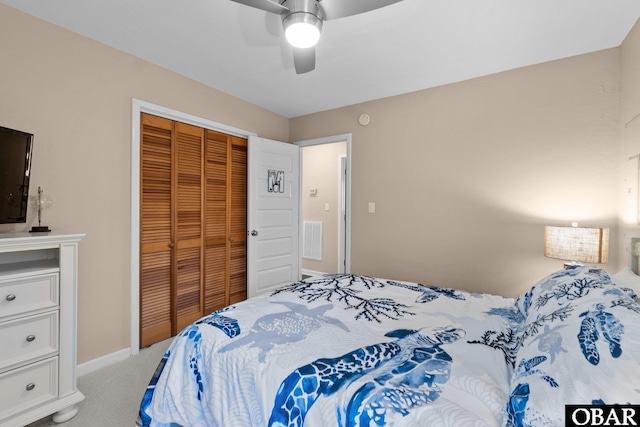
[544,225,609,264]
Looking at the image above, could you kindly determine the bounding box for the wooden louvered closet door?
[140,114,173,347]
[140,113,247,348]
[204,130,247,314]
[174,122,204,331]
[228,136,248,303]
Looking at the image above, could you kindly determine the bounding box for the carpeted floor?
[26,338,172,427]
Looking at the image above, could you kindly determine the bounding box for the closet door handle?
[6,294,16,302]
[26,383,36,391]
[250,230,258,237]
[26,335,36,342]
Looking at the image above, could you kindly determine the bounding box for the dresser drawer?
[0,312,59,373]
[0,273,59,320]
[0,357,58,422]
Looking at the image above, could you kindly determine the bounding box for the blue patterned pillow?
[514,266,614,319]
[506,267,640,426]
[613,268,640,301]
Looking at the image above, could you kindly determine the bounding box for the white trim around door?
[130,98,256,356]
[130,100,352,356]
[339,154,347,274]
[295,134,352,275]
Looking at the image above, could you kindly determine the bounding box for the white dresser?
[0,233,84,427]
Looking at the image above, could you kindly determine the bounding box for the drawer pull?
[26,383,36,391]
[5,294,16,301]
[26,335,36,342]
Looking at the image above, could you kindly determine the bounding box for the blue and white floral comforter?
[137,267,640,427]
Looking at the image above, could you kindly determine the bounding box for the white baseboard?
[77,347,132,377]
[302,269,327,277]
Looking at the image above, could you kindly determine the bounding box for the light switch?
[368,202,375,213]
[325,203,330,211]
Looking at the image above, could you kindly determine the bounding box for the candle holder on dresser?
[29,186,52,233]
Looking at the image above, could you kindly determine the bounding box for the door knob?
[251,230,258,236]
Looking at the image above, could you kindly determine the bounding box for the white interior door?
[248,136,300,297]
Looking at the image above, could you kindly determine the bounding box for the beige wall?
[618,19,640,269]
[301,142,347,274]
[291,49,622,297]
[0,4,288,364]
[1,2,637,366]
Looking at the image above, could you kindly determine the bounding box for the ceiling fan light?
[283,12,322,48]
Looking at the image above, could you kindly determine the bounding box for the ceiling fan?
[229,0,404,74]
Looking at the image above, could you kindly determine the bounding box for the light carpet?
[26,338,172,427]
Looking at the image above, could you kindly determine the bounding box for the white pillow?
[613,268,640,300]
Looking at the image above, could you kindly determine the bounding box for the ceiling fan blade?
[229,0,289,15]
[319,0,403,20]
[293,47,315,74]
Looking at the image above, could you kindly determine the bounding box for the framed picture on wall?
[268,169,285,193]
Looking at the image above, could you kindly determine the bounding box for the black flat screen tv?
[0,125,33,224]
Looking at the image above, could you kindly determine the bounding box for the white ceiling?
[2,0,640,118]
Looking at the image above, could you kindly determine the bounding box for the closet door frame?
[130,99,256,356]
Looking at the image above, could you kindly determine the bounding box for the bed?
[137,266,640,427]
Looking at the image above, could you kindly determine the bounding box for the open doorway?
[298,136,350,277]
